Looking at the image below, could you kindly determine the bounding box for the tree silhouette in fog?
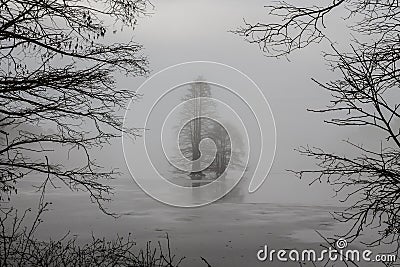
[178,77,213,177]
[235,0,400,254]
[0,0,150,212]
[177,78,231,179]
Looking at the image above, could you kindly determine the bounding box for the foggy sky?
[105,0,362,206]
[13,0,377,207]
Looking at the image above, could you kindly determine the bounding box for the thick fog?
[89,0,365,206]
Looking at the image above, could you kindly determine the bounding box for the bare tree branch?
[0,0,151,213]
[236,0,400,257]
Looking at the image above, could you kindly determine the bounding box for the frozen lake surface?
[8,178,395,267]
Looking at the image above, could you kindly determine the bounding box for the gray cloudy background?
[12,0,362,216]
[109,0,357,206]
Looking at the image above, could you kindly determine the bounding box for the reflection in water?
[184,174,243,205]
[190,177,228,204]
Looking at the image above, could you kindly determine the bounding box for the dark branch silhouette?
[0,0,150,213]
[235,0,400,256]
[0,201,185,266]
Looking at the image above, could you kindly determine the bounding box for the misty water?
[9,173,388,267]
